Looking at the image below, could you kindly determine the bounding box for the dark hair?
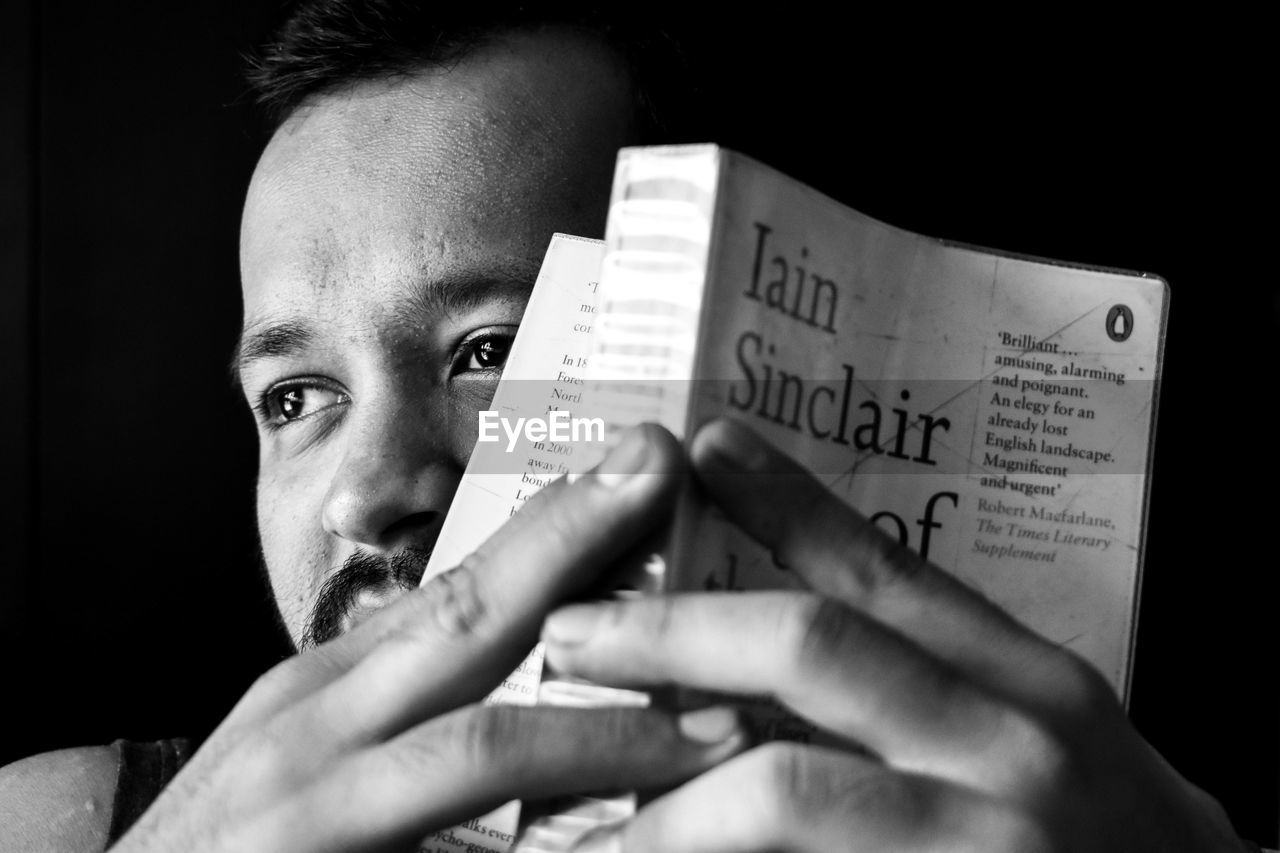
[247,1,697,138]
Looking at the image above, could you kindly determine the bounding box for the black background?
[1,4,1275,845]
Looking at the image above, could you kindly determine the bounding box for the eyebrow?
[230,264,541,387]
[230,320,316,390]
[392,264,538,328]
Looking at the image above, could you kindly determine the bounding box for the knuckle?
[227,656,312,724]
[452,706,523,776]
[746,743,927,829]
[416,561,491,640]
[779,480,836,554]
[251,656,303,697]
[1049,649,1117,720]
[237,724,299,784]
[647,594,680,641]
[817,759,925,826]
[198,717,312,796]
[531,492,583,548]
[779,594,854,666]
[826,511,930,600]
[595,706,647,745]
[861,531,927,593]
[745,742,811,825]
[998,707,1075,792]
[836,770,928,827]
[577,707,657,756]
[986,808,1054,853]
[382,723,450,783]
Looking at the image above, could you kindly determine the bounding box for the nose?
[321,391,463,555]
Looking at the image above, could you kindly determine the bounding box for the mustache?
[300,547,431,650]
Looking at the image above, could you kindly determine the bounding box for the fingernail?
[593,428,651,488]
[678,705,741,744]
[570,824,623,853]
[542,603,606,646]
[695,418,771,473]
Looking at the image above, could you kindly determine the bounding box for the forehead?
[239,29,633,323]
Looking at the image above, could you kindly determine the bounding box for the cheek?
[256,463,334,644]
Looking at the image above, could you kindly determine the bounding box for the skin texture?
[238,29,636,645]
[0,26,1256,853]
[551,421,1250,852]
[0,747,117,850]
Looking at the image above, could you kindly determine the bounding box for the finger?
[228,424,684,738]
[570,743,1044,853]
[690,417,1073,704]
[317,424,687,741]
[544,592,1049,792]
[282,704,748,853]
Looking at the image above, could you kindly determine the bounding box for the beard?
[297,547,432,650]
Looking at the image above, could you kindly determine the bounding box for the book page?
[416,234,606,853]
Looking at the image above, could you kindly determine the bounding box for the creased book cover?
[586,144,1165,700]
[418,143,1166,852]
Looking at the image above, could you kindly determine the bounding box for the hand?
[544,419,1249,852]
[113,426,747,852]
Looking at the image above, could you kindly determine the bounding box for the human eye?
[450,327,518,377]
[254,377,349,431]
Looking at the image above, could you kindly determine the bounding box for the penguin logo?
[1106,304,1134,342]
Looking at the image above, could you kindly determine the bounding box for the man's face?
[237,30,635,647]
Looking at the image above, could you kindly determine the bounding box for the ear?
[0,746,119,852]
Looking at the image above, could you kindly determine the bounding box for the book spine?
[512,146,723,853]
[589,144,721,441]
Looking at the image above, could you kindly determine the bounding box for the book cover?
[589,144,1165,700]
[419,144,1166,852]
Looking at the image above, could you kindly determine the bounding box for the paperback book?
[416,144,1167,852]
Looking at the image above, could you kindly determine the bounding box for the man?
[0,4,1266,851]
